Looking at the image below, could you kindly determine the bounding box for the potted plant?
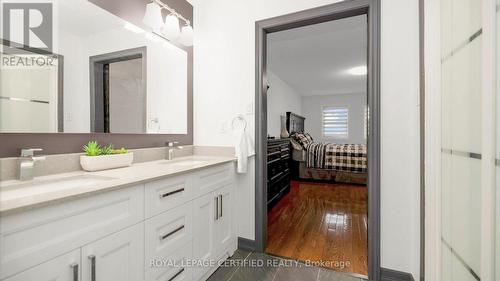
[80,141,134,171]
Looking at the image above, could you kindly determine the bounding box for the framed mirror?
[0,0,189,135]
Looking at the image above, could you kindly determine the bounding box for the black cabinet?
[267,139,291,210]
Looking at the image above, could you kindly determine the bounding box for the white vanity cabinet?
[3,249,81,281]
[81,223,144,281]
[0,161,237,281]
[146,163,237,281]
[192,181,236,281]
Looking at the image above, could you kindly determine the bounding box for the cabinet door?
[192,192,217,280]
[81,223,144,281]
[215,182,234,256]
[4,249,80,281]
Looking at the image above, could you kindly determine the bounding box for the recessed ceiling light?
[347,65,367,76]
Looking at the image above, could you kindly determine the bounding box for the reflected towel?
[235,128,255,173]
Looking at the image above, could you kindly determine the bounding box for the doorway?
[254,0,381,280]
[89,47,147,133]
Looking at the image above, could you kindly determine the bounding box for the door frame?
[254,0,381,280]
[89,47,147,133]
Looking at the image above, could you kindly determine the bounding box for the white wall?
[301,93,366,144]
[266,70,302,137]
[380,0,420,279]
[192,0,420,279]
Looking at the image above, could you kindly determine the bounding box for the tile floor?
[207,250,367,281]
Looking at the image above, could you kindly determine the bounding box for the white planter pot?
[80,153,134,172]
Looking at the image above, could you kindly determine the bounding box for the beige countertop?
[0,155,236,215]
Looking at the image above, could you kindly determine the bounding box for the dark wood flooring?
[266,181,368,276]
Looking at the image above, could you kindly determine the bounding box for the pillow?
[305,133,314,143]
[290,138,303,150]
[292,132,312,147]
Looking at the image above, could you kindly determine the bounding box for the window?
[322,106,348,138]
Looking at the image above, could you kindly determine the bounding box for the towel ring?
[232,115,247,131]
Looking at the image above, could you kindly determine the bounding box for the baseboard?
[237,237,256,252]
[381,268,415,281]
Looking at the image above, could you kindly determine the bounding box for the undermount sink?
[0,175,116,201]
[159,158,208,167]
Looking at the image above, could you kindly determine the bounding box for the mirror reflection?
[0,0,188,134]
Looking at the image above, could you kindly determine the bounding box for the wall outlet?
[219,120,228,134]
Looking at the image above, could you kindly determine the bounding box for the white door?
[426,0,499,280]
[192,192,217,280]
[214,183,234,257]
[4,249,80,281]
[81,223,144,281]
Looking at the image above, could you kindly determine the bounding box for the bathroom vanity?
[0,156,237,281]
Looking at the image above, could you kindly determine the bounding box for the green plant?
[113,147,129,154]
[83,141,101,156]
[83,141,129,156]
[101,144,114,155]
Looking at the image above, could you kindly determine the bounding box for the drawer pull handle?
[214,196,219,220]
[70,263,79,281]
[168,268,185,281]
[88,255,96,281]
[160,225,185,241]
[218,194,223,218]
[160,188,185,199]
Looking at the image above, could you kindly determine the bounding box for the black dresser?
[267,138,291,210]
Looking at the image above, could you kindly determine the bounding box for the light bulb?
[142,2,164,30]
[162,14,181,41]
[178,25,193,46]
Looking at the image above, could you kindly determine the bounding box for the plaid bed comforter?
[305,143,367,173]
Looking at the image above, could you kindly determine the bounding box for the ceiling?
[267,15,367,96]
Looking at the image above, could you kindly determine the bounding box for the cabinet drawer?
[146,241,193,281]
[193,163,234,198]
[145,201,193,264]
[0,185,144,279]
[145,175,193,218]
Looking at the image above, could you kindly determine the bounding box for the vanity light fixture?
[178,24,193,46]
[162,13,181,40]
[143,0,193,46]
[143,2,164,30]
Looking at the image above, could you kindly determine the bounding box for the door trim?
[254,0,381,280]
[89,47,147,133]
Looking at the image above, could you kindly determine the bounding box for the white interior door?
[494,0,500,279]
[427,0,499,280]
[0,53,59,133]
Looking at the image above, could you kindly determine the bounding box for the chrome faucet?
[166,142,183,160]
[18,148,46,181]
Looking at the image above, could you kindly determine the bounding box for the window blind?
[322,106,348,137]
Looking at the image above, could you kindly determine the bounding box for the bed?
[285,112,367,184]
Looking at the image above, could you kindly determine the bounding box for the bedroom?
[265,15,368,277]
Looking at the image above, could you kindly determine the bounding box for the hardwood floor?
[266,181,368,276]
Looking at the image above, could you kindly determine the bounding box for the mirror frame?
[0,0,193,158]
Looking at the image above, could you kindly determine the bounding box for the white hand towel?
[236,128,255,174]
